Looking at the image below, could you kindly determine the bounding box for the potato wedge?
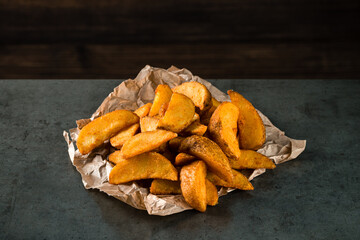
[150,179,218,206]
[140,116,160,132]
[168,137,185,152]
[192,113,200,123]
[150,179,182,195]
[208,102,241,160]
[179,135,233,183]
[228,90,266,150]
[200,97,221,125]
[121,130,177,158]
[174,153,196,166]
[172,82,212,114]
[134,103,152,118]
[108,150,126,165]
[205,179,218,206]
[110,123,139,149]
[149,84,173,117]
[180,161,207,212]
[207,169,253,190]
[109,152,178,184]
[181,121,207,136]
[158,103,169,117]
[229,150,276,169]
[157,93,195,133]
[77,110,139,154]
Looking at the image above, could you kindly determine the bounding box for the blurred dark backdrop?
[0,0,359,79]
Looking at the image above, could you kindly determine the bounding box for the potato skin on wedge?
[209,102,241,160]
[77,110,139,155]
[179,135,233,183]
[149,84,173,117]
[229,150,276,170]
[121,130,177,158]
[207,169,253,190]
[180,161,207,212]
[228,90,266,150]
[109,152,178,184]
[157,93,195,133]
[172,82,212,114]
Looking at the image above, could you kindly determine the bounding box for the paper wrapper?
[63,65,306,216]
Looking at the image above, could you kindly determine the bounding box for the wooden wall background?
[0,0,359,79]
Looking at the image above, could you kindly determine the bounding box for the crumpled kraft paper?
[63,65,306,216]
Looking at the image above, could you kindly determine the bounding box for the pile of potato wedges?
[76,81,275,212]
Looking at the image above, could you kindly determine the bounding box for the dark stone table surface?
[0,80,359,240]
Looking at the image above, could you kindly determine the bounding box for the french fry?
[229,150,276,169]
[149,84,172,117]
[207,169,253,190]
[179,135,233,183]
[109,152,178,184]
[157,93,195,133]
[180,161,207,212]
[172,82,212,114]
[77,110,139,154]
[134,103,152,118]
[228,90,266,150]
[110,123,139,149]
[121,130,177,158]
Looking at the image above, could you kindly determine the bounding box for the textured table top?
[0,80,359,240]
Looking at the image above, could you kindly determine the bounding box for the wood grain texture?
[0,0,359,78]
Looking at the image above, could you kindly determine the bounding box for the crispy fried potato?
[228,90,266,150]
[181,121,207,136]
[200,97,221,125]
[149,84,173,117]
[229,150,276,169]
[205,179,218,206]
[108,150,126,165]
[157,93,195,133]
[140,116,160,132]
[109,152,178,184]
[121,130,177,158]
[180,161,207,212]
[192,113,200,123]
[77,110,139,154]
[134,103,152,118]
[110,123,139,149]
[208,102,241,159]
[150,179,182,195]
[158,103,169,117]
[172,82,212,114]
[179,135,233,183]
[207,169,253,190]
[175,153,196,166]
[168,137,185,152]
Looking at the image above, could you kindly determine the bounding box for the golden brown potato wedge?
[110,123,139,149]
[192,113,200,123]
[180,161,207,212]
[150,179,218,206]
[228,90,266,150]
[108,150,126,165]
[181,121,207,136]
[229,150,276,169]
[77,110,139,155]
[121,130,177,158]
[140,116,160,132]
[168,137,185,152]
[200,97,221,125]
[172,82,212,114]
[207,169,253,190]
[150,179,182,195]
[158,103,169,117]
[134,103,152,118]
[174,153,196,166]
[149,84,173,117]
[205,179,218,206]
[157,93,195,133]
[109,152,178,184]
[208,102,241,160]
[179,135,233,183]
